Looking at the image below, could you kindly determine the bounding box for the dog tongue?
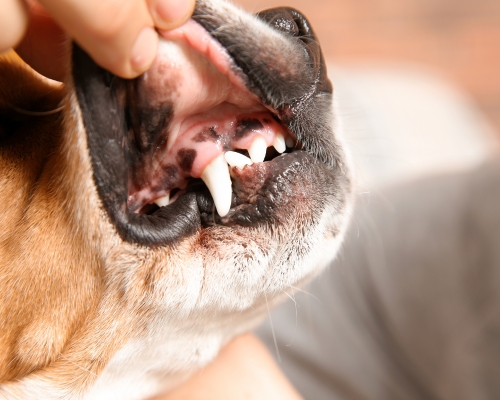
[127,21,290,216]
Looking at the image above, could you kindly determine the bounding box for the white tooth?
[224,151,253,169]
[285,137,295,148]
[248,136,267,163]
[154,192,170,207]
[273,133,286,153]
[201,153,232,217]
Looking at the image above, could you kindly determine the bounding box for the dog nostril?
[257,8,312,40]
[257,9,300,37]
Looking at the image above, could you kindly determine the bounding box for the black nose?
[256,7,331,97]
[256,7,314,43]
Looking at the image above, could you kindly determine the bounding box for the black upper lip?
[72,7,335,247]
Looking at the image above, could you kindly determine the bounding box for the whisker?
[283,290,296,305]
[285,287,298,347]
[264,292,281,363]
[290,285,322,304]
[9,103,64,117]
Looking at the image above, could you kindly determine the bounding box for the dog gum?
[127,111,285,212]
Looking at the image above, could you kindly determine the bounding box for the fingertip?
[151,0,195,30]
[130,26,159,77]
[14,9,66,81]
[0,0,29,53]
[38,0,160,79]
[90,25,159,79]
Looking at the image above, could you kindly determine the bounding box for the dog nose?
[256,7,312,40]
[256,7,332,100]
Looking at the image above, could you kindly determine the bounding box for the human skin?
[153,334,304,400]
[0,0,196,80]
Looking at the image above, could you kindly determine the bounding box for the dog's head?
[0,0,352,396]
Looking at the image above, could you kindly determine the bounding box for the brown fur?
[0,52,104,388]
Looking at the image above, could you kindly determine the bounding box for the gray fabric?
[257,159,500,400]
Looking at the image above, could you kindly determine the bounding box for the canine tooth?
[225,151,253,169]
[285,137,295,148]
[273,133,286,153]
[154,192,170,207]
[201,153,232,217]
[248,136,267,163]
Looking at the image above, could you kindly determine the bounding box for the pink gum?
[159,21,246,91]
[164,112,284,178]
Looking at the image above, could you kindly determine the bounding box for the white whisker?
[285,287,298,347]
[264,292,281,363]
[290,285,322,304]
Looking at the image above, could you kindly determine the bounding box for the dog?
[0,1,353,398]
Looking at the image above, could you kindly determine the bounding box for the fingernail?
[155,0,194,29]
[131,27,158,74]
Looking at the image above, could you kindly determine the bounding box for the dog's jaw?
[0,1,353,399]
[74,3,353,396]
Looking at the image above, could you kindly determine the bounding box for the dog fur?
[0,1,353,398]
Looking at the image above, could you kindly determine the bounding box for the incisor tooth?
[201,153,232,217]
[285,137,295,148]
[273,133,286,153]
[225,151,253,169]
[248,136,267,163]
[154,192,170,207]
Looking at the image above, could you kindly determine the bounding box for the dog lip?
[195,150,330,227]
[73,45,206,246]
[158,20,251,97]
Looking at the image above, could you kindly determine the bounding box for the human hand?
[153,334,304,400]
[0,0,195,81]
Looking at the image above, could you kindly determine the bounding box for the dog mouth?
[73,6,343,246]
[124,21,298,218]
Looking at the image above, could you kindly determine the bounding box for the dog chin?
[0,1,353,398]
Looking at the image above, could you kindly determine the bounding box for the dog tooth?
[154,192,170,207]
[273,133,286,153]
[225,151,253,169]
[248,136,267,163]
[201,153,232,217]
[285,137,295,148]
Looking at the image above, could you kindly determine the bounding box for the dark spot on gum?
[177,148,197,172]
[234,119,263,139]
[159,164,180,187]
[193,127,220,142]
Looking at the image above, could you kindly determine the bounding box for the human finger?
[147,0,195,30]
[0,0,30,53]
[38,0,159,78]
[15,2,66,81]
